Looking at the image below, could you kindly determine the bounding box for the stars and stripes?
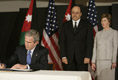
[87,0,98,36]
[41,0,62,70]
[87,0,98,80]
[45,2,58,37]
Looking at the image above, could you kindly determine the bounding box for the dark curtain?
[0,12,21,61]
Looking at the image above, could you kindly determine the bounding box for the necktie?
[74,22,77,32]
[27,50,31,64]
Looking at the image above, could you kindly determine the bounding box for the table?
[0,70,92,80]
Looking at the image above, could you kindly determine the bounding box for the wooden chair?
[48,63,55,70]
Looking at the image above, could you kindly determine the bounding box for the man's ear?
[80,12,82,17]
[35,41,39,45]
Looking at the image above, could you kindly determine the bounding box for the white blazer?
[92,28,118,63]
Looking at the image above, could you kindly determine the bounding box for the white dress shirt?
[72,19,80,28]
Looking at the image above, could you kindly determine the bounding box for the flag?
[31,0,38,30]
[20,0,36,45]
[63,0,72,22]
[87,0,98,79]
[87,0,98,37]
[63,0,75,22]
[41,0,63,70]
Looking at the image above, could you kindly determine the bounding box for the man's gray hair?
[25,29,40,42]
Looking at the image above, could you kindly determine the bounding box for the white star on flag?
[65,13,71,21]
[25,14,32,23]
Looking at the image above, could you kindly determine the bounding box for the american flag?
[87,0,98,36]
[87,0,98,79]
[41,0,63,70]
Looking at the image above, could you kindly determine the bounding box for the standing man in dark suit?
[59,6,93,71]
[0,29,48,71]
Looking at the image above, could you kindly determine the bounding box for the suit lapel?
[76,19,83,33]
[69,20,75,34]
[31,46,41,64]
[31,47,38,64]
[22,46,27,64]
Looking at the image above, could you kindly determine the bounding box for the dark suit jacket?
[59,19,93,64]
[5,45,48,70]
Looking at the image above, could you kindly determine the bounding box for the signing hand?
[0,63,6,69]
[11,64,27,69]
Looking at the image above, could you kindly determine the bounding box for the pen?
[0,60,1,66]
[0,60,3,66]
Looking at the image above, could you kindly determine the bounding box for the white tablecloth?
[0,70,92,80]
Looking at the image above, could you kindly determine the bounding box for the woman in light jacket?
[91,13,117,80]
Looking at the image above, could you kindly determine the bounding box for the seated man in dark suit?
[0,29,48,71]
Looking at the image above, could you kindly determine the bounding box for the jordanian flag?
[20,0,37,45]
[63,0,75,22]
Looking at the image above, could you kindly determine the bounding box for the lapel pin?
[36,54,38,56]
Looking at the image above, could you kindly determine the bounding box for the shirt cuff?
[62,57,67,59]
[26,64,30,69]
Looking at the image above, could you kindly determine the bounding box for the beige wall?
[0,1,68,12]
[0,0,118,12]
